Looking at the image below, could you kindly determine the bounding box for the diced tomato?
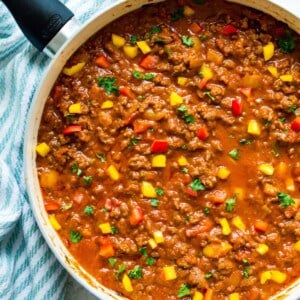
[254,220,268,233]
[99,242,115,257]
[207,190,227,204]
[139,54,159,69]
[95,55,110,68]
[291,117,300,132]
[231,99,242,117]
[237,87,253,98]
[45,202,60,212]
[222,24,238,35]
[120,86,135,99]
[198,78,209,90]
[52,85,63,99]
[63,125,81,135]
[186,218,214,237]
[133,119,154,134]
[151,140,169,153]
[189,22,202,34]
[186,186,198,197]
[197,126,209,140]
[129,206,144,226]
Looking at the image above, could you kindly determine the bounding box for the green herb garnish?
[83,176,93,186]
[239,138,253,145]
[229,148,240,160]
[288,104,297,113]
[205,272,213,279]
[98,76,119,95]
[199,34,207,41]
[150,199,159,207]
[128,136,140,148]
[150,26,162,34]
[279,117,287,123]
[171,7,184,22]
[155,188,164,196]
[111,226,119,234]
[132,70,142,79]
[108,257,117,267]
[243,266,250,278]
[71,163,82,176]
[84,205,94,215]
[203,207,210,215]
[277,192,295,208]
[139,246,148,257]
[189,178,205,192]
[178,283,191,298]
[182,35,194,47]
[225,197,236,212]
[130,35,138,45]
[96,153,106,162]
[143,73,155,80]
[128,265,143,279]
[204,91,215,101]
[146,257,155,266]
[70,230,82,243]
[277,31,296,54]
[115,264,126,280]
[181,167,189,174]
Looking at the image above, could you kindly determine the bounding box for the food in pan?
[36,0,300,299]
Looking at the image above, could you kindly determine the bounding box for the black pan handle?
[2,0,74,52]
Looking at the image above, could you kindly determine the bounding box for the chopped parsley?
[287,104,297,113]
[143,73,155,80]
[130,35,138,45]
[225,197,236,212]
[170,7,184,22]
[150,26,162,34]
[184,114,195,124]
[182,35,194,47]
[203,207,210,215]
[146,257,155,266]
[132,70,155,81]
[178,283,191,298]
[181,167,189,174]
[243,265,250,278]
[70,230,82,243]
[83,176,93,186]
[139,246,148,257]
[132,70,142,79]
[128,136,140,148]
[111,226,119,234]
[279,117,287,123]
[150,198,159,207]
[115,264,126,280]
[262,119,272,127]
[185,215,191,222]
[71,163,82,176]
[277,192,295,208]
[84,205,94,215]
[199,34,207,41]
[177,105,188,114]
[128,265,143,279]
[155,188,164,196]
[239,138,253,145]
[277,31,296,54]
[229,148,240,160]
[98,76,119,95]
[181,144,187,150]
[205,272,213,279]
[96,153,106,162]
[204,91,215,101]
[177,105,195,124]
[271,143,280,157]
[189,178,205,192]
[108,257,117,267]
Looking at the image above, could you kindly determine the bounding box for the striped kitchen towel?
[0,1,115,299]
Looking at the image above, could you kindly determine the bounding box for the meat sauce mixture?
[36,0,300,299]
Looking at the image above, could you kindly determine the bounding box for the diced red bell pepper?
[139,54,159,69]
[95,55,110,68]
[197,78,209,90]
[151,140,169,153]
[133,119,153,134]
[45,202,60,212]
[254,220,268,233]
[186,186,198,197]
[231,99,242,117]
[197,126,209,140]
[291,117,300,132]
[222,24,238,35]
[63,125,81,135]
[120,86,135,99]
[237,87,253,98]
[189,22,202,34]
[129,206,144,226]
[99,242,115,257]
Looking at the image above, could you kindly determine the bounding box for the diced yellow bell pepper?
[276,162,287,177]
[148,238,158,249]
[258,164,274,176]
[280,74,293,82]
[36,142,50,157]
[270,270,287,284]
[63,62,85,76]
[207,48,223,65]
[200,64,214,80]
[193,291,204,300]
[183,5,195,16]
[152,154,166,168]
[137,41,151,54]
[267,66,278,78]
[99,222,112,234]
[260,271,272,284]
[220,218,231,235]
[233,187,245,201]
[112,33,126,48]
[141,181,157,198]
[107,165,120,181]
[263,42,274,61]
[256,243,269,255]
[68,103,82,114]
[294,240,300,252]
[285,177,295,192]
[122,274,133,292]
[40,170,59,189]
[178,155,188,166]
[170,91,183,106]
[49,214,61,231]
[101,100,114,109]
[229,293,240,300]
[203,241,232,258]
[191,36,201,51]
[217,166,230,180]
[123,45,139,58]
[177,77,187,86]
[247,119,261,136]
[153,230,164,244]
[163,266,177,280]
[232,216,246,231]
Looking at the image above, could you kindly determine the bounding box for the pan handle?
[2,0,78,57]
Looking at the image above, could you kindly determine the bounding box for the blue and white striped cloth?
[0,1,114,299]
